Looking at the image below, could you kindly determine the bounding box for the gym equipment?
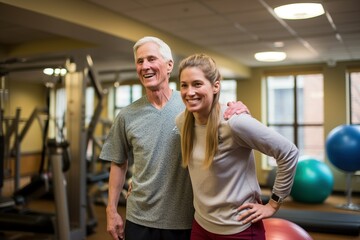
[326,124,360,172]
[274,208,360,236]
[0,99,50,210]
[326,124,360,211]
[0,109,15,208]
[0,110,4,193]
[83,55,111,233]
[0,55,125,238]
[64,64,88,239]
[290,157,334,204]
[0,55,70,194]
[0,107,49,205]
[0,140,71,239]
[263,218,313,240]
[85,56,132,211]
[1,108,22,191]
[0,56,88,239]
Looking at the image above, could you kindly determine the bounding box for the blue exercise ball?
[326,125,360,172]
[290,158,334,203]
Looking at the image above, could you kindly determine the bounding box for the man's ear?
[167,60,174,74]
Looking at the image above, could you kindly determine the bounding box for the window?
[349,71,360,124]
[85,87,95,125]
[169,81,177,91]
[112,81,177,118]
[114,84,143,117]
[266,74,324,166]
[54,86,95,141]
[55,87,66,141]
[220,80,237,104]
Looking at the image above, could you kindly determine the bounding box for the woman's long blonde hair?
[178,54,221,168]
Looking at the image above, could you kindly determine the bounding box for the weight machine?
[0,56,88,239]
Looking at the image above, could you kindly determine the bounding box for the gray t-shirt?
[100,91,194,229]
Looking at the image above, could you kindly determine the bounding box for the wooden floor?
[271,192,360,240]
[90,191,360,240]
[0,190,359,240]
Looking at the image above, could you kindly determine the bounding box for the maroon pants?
[191,219,265,240]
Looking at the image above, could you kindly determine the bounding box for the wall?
[4,79,48,152]
[2,78,48,181]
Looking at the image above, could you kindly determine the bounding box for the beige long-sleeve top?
[176,110,299,234]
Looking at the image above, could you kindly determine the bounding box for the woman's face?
[180,66,219,119]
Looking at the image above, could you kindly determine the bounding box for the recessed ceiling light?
[273,41,285,48]
[274,3,325,20]
[254,51,287,62]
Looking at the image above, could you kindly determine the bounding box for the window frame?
[348,70,360,125]
[264,72,324,167]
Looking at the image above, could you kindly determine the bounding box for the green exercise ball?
[290,157,334,204]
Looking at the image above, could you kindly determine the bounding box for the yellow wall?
[3,79,48,153]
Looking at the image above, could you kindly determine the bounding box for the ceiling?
[0,0,360,84]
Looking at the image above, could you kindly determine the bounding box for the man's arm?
[106,161,128,240]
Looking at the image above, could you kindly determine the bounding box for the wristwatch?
[270,192,283,204]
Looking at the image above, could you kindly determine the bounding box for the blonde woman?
[176,54,299,240]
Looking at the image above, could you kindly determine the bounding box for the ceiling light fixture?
[274,3,325,20]
[273,41,285,48]
[254,51,287,62]
[43,67,67,76]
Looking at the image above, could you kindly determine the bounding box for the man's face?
[135,42,173,91]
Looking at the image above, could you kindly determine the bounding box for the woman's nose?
[187,86,195,95]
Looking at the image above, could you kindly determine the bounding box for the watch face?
[272,194,280,202]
